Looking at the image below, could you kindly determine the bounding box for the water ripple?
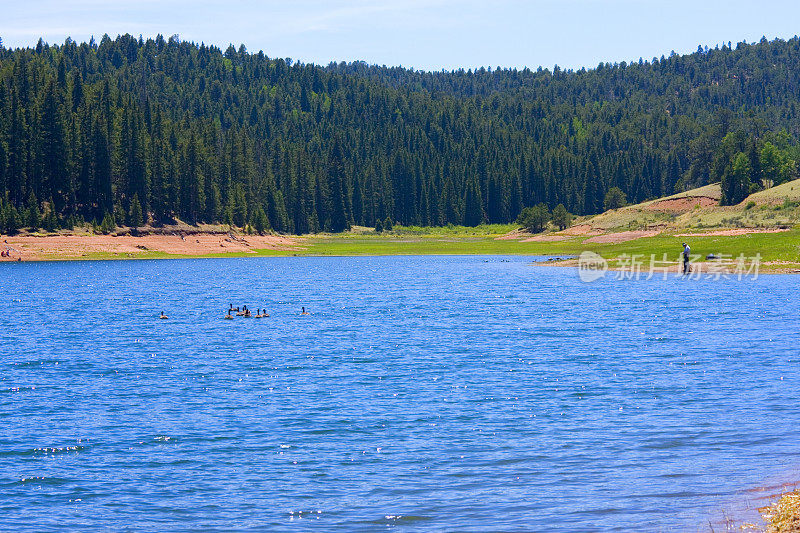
[0,256,799,531]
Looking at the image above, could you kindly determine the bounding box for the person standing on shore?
[682,242,691,274]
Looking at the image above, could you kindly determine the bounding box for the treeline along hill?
[2,34,800,233]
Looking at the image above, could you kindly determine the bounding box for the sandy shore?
[0,232,303,261]
[758,489,800,532]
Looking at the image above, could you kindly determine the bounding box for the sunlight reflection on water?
[0,256,798,531]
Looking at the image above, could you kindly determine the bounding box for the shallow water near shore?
[1,256,799,531]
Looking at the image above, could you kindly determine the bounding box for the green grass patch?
[19,226,800,269]
[273,235,560,256]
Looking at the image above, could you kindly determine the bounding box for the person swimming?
[301,307,310,315]
[159,311,168,319]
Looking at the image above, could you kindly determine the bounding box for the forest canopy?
[2,34,800,234]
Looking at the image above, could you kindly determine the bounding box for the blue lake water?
[1,255,799,531]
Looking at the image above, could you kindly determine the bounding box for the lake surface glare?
[1,256,799,531]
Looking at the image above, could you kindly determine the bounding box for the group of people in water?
[224,304,267,319]
[223,304,310,320]
[158,305,310,320]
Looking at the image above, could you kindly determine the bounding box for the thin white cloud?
[259,0,458,35]
[1,0,459,43]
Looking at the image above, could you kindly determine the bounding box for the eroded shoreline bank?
[1,224,799,275]
[0,232,303,261]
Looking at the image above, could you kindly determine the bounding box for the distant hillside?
[3,34,800,234]
[558,178,800,235]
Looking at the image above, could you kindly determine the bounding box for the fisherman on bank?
[682,242,691,274]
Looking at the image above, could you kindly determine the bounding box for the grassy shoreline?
[2,223,799,273]
[4,180,800,267]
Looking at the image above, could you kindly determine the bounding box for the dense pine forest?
[2,34,800,234]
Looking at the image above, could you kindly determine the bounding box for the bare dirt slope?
[1,232,301,261]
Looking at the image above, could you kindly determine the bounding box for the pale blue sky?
[2,0,800,71]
